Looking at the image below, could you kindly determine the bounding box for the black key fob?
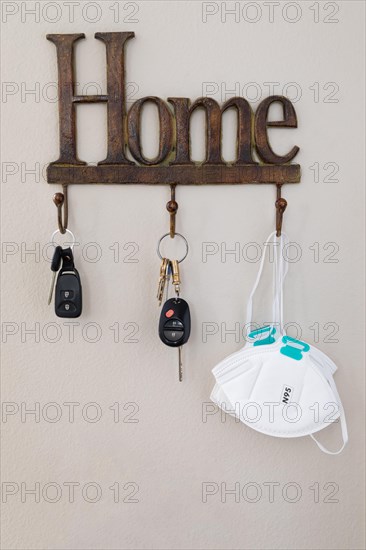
[54,248,82,318]
[55,268,82,318]
[159,297,190,347]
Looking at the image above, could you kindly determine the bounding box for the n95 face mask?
[210,232,348,455]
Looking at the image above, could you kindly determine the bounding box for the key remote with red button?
[159,297,191,347]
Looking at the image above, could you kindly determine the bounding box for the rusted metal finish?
[53,185,68,234]
[46,32,301,186]
[275,184,288,237]
[168,96,255,166]
[47,164,300,185]
[47,32,134,166]
[128,97,174,165]
[255,97,299,164]
[166,185,178,238]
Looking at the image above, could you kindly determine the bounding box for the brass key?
[157,257,169,305]
[171,260,181,296]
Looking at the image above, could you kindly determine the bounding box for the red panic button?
[165,309,174,318]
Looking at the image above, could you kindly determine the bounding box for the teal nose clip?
[248,326,277,347]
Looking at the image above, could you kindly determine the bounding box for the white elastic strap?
[271,233,278,326]
[246,231,288,330]
[310,371,348,455]
[245,231,276,327]
[272,233,289,334]
[310,412,348,455]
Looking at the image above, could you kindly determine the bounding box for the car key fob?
[54,248,82,318]
[159,297,190,347]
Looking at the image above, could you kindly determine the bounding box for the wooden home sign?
[46,32,300,186]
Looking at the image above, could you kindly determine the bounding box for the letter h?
[47,32,135,166]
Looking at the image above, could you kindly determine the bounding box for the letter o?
[43,242,57,262]
[42,322,62,343]
[242,242,261,263]
[42,82,58,103]
[82,82,103,96]
[242,2,262,23]
[42,402,62,423]
[282,82,302,103]
[242,82,262,102]
[283,322,302,340]
[282,403,302,423]
[242,482,262,502]
[82,482,102,503]
[42,2,62,22]
[82,2,102,22]
[82,323,102,343]
[127,97,174,165]
[42,482,62,503]
[283,242,302,263]
[282,2,302,23]
[242,402,261,423]
[282,482,302,502]
[82,242,102,263]
[82,402,102,423]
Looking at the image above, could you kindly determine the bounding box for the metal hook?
[53,184,68,234]
[166,184,178,238]
[275,184,287,237]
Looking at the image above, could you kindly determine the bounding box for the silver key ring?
[51,228,76,250]
[157,232,189,263]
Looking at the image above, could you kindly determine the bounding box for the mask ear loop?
[309,369,348,455]
[246,232,289,339]
[245,231,276,329]
[272,233,280,332]
[272,232,289,336]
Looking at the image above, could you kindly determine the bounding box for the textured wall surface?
[1,1,365,549]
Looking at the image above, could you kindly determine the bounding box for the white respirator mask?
[211,232,348,455]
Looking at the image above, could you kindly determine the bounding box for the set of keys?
[157,256,191,382]
[157,258,181,306]
[48,243,82,318]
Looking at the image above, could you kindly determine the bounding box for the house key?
[48,245,63,305]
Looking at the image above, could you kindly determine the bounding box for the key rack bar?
[47,164,300,185]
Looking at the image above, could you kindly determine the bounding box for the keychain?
[48,229,82,318]
[156,233,191,381]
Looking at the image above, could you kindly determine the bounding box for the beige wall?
[1,1,365,549]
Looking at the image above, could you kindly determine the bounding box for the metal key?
[165,261,172,302]
[157,257,169,305]
[171,260,181,296]
[172,262,183,378]
[48,246,63,305]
